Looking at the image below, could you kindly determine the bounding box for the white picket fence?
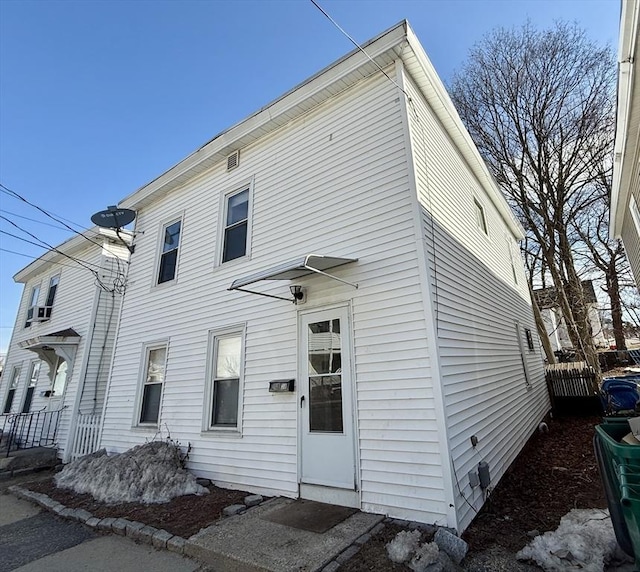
[70,412,101,461]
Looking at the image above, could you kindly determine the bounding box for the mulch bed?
[25,479,249,538]
[462,415,607,552]
[20,415,608,569]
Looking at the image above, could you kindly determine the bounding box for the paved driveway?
[0,494,202,572]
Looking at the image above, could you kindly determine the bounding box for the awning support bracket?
[303,264,358,289]
[231,286,295,303]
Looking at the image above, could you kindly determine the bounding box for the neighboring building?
[0,229,130,461]
[534,280,608,353]
[94,21,548,533]
[612,0,640,289]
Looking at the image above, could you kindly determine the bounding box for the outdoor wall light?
[269,379,295,392]
[290,285,307,305]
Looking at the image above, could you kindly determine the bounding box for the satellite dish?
[91,205,136,229]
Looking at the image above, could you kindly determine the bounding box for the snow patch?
[55,441,208,504]
[387,529,422,563]
[516,508,618,572]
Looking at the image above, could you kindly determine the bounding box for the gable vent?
[227,150,240,171]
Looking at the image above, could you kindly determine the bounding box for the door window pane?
[308,318,343,433]
[51,360,68,396]
[309,375,343,432]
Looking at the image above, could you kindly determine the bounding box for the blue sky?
[0,0,621,353]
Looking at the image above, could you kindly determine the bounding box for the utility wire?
[0,183,109,253]
[0,185,90,232]
[0,225,106,273]
[0,247,107,272]
[308,0,410,99]
[0,208,102,236]
[0,184,128,278]
[308,0,440,324]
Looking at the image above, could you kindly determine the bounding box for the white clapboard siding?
[1,240,125,460]
[100,69,448,523]
[403,71,549,531]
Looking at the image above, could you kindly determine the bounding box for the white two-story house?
[96,21,547,533]
[1,228,129,461]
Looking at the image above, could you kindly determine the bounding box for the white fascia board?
[13,228,102,283]
[119,21,409,211]
[403,25,525,240]
[611,0,639,236]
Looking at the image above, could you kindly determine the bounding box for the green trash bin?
[594,420,640,568]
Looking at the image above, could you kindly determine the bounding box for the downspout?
[63,263,104,463]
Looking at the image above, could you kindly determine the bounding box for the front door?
[299,306,356,495]
[48,357,68,411]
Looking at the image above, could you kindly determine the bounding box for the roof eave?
[402,24,525,240]
[611,0,639,236]
[119,21,410,211]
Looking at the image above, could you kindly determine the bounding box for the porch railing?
[0,408,64,457]
[70,412,102,461]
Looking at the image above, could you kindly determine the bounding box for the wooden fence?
[545,362,601,416]
[70,412,101,461]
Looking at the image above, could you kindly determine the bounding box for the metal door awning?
[229,254,358,302]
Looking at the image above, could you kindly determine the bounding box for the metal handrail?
[0,407,65,457]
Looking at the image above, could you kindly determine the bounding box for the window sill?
[131,424,161,431]
[201,428,242,439]
[214,254,251,272]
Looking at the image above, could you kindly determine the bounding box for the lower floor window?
[4,368,20,414]
[209,330,243,429]
[139,345,167,425]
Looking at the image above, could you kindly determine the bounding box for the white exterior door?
[299,306,356,494]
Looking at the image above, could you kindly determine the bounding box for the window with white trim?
[631,195,640,235]
[474,198,488,235]
[506,236,519,285]
[22,361,40,413]
[157,220,181,284]
[4,368,20,414]
[138,344,167,425]
[38,274,60,319]
[206,328,244,429]
[222,188,250,263]
[25,285,40,327]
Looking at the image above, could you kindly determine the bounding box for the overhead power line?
[308,0,409,99]
[0,208,101,236]
[0,183,108,253]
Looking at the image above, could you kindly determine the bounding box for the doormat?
[261,499,357,534]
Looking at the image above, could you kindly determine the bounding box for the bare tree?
[450,22,616,376]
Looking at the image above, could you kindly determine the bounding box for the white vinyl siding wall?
[403,71,549,531]
[100,70,449,524]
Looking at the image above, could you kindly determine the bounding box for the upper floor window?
[138,344,167,425]
[222,188,249,263]
[25,285,40,327]
[41,275,60,320]
[158,220,181,284]
[474,198,488,235]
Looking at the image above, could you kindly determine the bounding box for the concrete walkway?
[186,497,383,572]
